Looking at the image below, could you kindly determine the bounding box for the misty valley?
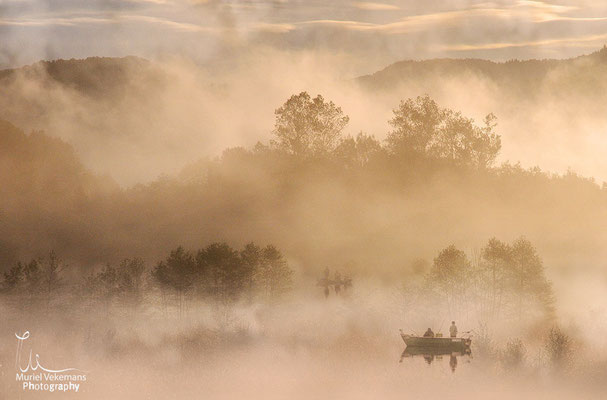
[2,47,607,399]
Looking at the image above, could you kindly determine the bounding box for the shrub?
[545,326,573,369]
[500,338,526,370]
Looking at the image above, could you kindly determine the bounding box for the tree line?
[269,91,501,170]
[0,242,293,313]
[152,243,292,312]
[403,236,555,326]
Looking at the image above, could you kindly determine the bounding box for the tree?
[197,242,251,303]
[480,238,512,321]
[501,338,527,371]
[510,237,555,320]
[473,114,501,169]
[41,251,66,307]
[2,264,23,291]
[474,237,554,323]
[117,257,146,303]
[271,92,349,157]
[257,245,292,301]
[84,257,146,310]
[428,245,471,313]
[152,247,195,315]
[97,264,119,308]
[387,95,501,168]
[545,326,573,369]
[334,132,383,168]
[240,242,262,301]
[23,259,41,292]
[387,95,443,157]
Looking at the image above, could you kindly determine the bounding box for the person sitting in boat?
[423,328,435,337]
[450,321,458,338]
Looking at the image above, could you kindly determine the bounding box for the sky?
[2,0,607,72]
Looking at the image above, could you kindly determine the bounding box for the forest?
[0,91,583,336]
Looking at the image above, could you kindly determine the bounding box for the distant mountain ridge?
[356,46,607,96]
[0,56,159,98]
[2,48,607,99]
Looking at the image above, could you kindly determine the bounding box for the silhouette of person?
[450,321,458,338]
[423,328,435,337]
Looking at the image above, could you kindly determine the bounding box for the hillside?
[0,56,191,185]
[353,47,607,183]
[3,50,607,185]
[0,56,159,99]
[0,120,118,266]
[356,46,607,98]
[1,51,607,273]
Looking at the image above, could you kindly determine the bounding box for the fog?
[2,278,607,399]
[2,13,607,399]
[3,47,607,185]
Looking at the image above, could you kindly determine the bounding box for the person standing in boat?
[450,321,458,338]
[423,328,435,337]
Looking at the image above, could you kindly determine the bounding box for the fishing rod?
[437,319,446,335]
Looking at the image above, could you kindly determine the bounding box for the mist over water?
[2,281,607,399]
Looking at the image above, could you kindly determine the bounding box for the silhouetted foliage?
[500,338,527,371]
[197,242,249,302]
[256,244,293,300]
[271,92,349,157]
[117,258,146,301]
[152,247,195,314]
[545,326,573,369]
[417,238,554,327]
[334,132,384,169]
[479,238,513,321]
[387,95,501,168]
[151,242,292,306]
[85,257,147,308]
[427,245,471,314]
[510,237,555,319]
[2,264,23,292]
[0,252,67,308]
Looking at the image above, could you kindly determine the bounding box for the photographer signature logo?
[15,331,87,393]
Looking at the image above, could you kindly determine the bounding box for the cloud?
[123,15,215,33]
[127,0,174,5]
[295,3,607,38]
[254,22,296,33]
[516,0,577,14]
[298,9,501,34]
[3,0,607,66]
[0,14,216,33]
[444,32,607,52]
[353,2,400,11]
[0,16,115,27]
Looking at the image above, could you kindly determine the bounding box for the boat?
[399,329,471,351]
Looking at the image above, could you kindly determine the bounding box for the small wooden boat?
[399,330,471,350]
